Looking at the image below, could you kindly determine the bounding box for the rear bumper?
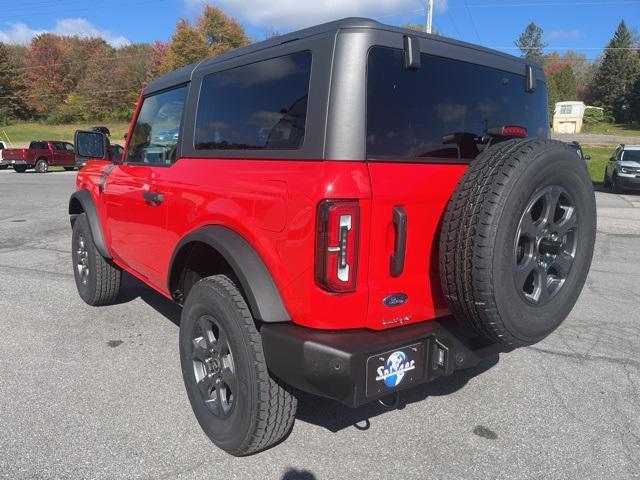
[261,319,512,407]
[0,159,27,166]
[617,174,640,190]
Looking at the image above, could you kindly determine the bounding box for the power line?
[464,0,482,43]
[0,0,169,20]
[450,0,640,7]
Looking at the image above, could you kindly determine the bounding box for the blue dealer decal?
[375,351,416,388]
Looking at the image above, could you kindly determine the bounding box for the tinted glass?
[64,143,75,152]
[126,86,187,165]
[30,142,47,150]
[622,150,640,162]
[195,51,311,151]
[52,142,65,150]
[367,47,549,161]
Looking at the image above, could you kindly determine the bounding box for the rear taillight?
[315,199,360,293]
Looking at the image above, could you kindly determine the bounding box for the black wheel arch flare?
[68,189,111,259]
[168,226,291,323]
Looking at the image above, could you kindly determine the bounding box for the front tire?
[35,158,49,173]
[603,172,611,188]
[180,275,297,456]
[64,167,75,171]
[71,213,121,306]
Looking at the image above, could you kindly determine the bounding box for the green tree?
[546,74,559,122]
[515,22,547,65]
[0,42,29,123]
[553,65,578,101]
[630,76,640,123]
[589,20,640,122]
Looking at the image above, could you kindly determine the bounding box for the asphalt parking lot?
[1,170,639,480]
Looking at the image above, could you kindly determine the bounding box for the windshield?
[621,150,640,162]
[366,47,549,161]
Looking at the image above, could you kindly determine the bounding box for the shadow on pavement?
[115,273,501,434]
[281,469,317,480]
[295,354,499,433]
[116,273,182,326]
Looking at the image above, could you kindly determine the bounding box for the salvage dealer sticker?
[365,343,425,397]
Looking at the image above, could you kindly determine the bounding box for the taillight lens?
[315,199,360,293]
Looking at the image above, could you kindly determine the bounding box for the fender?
[68,189,111,259]
[169,226,291,323]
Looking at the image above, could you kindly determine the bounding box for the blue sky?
[0,0,638,60]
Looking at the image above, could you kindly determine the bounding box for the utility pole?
[426,0,433,34]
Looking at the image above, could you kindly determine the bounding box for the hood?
[619,160,640,168]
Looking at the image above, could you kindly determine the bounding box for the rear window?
[194,51,311,151]
[30,142,47,150]
[366,47,549,161]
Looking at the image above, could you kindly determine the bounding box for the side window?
[126,86,188,165]
[194,51,311,151]
[64,143,75,152]
[52,142,64,151]
[30,142,46,150]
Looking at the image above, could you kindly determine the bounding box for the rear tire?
[64,167,75,171]
[35,158,48,173]
[71,213,121,306]
[14,166,27,173]
[180,275,297,456]
[439,139,596,347]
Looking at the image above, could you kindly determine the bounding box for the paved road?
[1,170,639,480]
[552,132,640,145]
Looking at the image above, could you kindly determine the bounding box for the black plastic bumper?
[617,175,640,190]
[261,319,512,407]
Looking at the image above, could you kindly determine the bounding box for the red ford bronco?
[69,18,596,456]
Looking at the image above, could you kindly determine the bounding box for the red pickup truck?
[1,140,76,173]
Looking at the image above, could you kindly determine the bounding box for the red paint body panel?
[2,141,75,167]
[76,156,467,331]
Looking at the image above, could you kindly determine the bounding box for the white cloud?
[546,29,582,40]
[0,23,44,45]
[0,18,130,48]
[185,0,448,31]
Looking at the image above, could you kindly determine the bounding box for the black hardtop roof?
[144,16,540,95]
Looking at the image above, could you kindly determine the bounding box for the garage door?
[558,122,576,134]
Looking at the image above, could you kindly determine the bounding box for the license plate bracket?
[365,342,425,397]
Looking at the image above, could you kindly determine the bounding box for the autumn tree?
[147,40,171,83]
[26,34,71,116]
[165,5,250,71]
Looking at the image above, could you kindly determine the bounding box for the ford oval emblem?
[383,293,408,307]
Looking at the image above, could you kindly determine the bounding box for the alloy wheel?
[514,185,578,306]
[191,315,237,418]
[75,233,90,285]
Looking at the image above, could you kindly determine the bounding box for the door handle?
[142,190,164,206]
[390,206,407,277]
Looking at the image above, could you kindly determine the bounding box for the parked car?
[567,141,591,160]
[1,140,76,173]
[603,144,640,192]
[69,18,596,456]
[0,141,7,170]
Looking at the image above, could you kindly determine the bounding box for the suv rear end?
[71,18,595,456]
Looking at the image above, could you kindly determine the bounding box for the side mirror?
[584,155,591,161]
[74,130,110,161]
[609,156,616,162]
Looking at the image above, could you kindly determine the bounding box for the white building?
[553,101,587,134]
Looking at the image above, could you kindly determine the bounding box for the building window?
[559,105,572,115]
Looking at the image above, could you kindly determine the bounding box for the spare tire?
[439,139,596,347]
